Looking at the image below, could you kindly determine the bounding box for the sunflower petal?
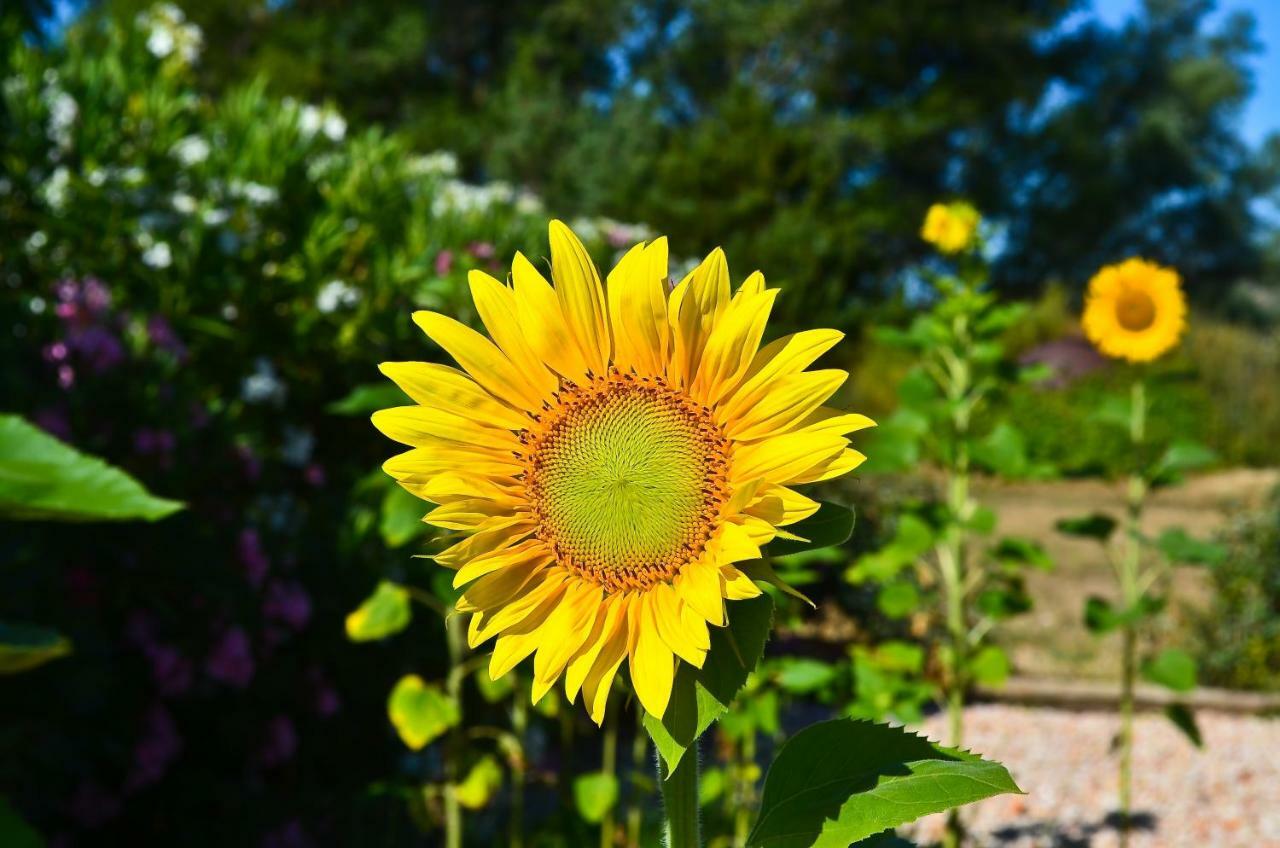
[379,362,530,430]
[549,220,610,375]
[629,601,676,718]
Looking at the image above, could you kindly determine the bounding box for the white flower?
[42,88,78,151]
[25,231,48,253]
[298,105,323,138]
[201,207,231,226]
[147,27,176,59]
[142,241,173,269]
[242,358,286,405]
[229,179,279,206]
[322,112,347,142]
[280,427,315,466]
[515,190,543,215]
[86,168,107,187]
[171,135,210,167]
[171,193,197,215]
[39,167,71,211]
[408,151,459,178]
[316,279,361,314]
[29,296,47,315]
[138,3,204,64]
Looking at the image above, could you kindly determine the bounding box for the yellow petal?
[372,406,520,450]
[652,583,707,667]
[457,554,552,614]
[668,247,730,385]
[718,329,844,423]
[378,361,530,431]
[419,473,520,506]
[607,238,671,377]
[511,251,591,381]
[794,409,877,438]
[468,570,567,646]
[468,270,559,388]
[745,485,821,528]
[721,565,763,600]
[549,220,610,375]
[732,432,847,483]
[435,517,535,569]
[412,311,554,410]
[717,521,762,564]
[531,581,604,702]
[726,369,848,441]
[580,599,631,724]
[424,498,519,531]
[629,600,675,718]
[453,539,548,587]
[383,446,524,493]
[564,594,626,702]
[692,283,777,405]
[487,583,572,678]
[676,557,724,627]
[792,447,867,484]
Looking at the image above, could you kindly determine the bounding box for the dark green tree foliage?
[92,0,1280,325]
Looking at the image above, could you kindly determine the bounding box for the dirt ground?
[975,468,1279,681]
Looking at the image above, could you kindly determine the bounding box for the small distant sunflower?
[373,221,872,723]
[920,201,981,254]
[1082,258,1186,363]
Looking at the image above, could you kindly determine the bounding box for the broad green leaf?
[992,537,1052,571]
[1164,703,1203,748]
[644,595,773,772]
[965,506,997,535]
[767,502,854,557]
[876,582,920,619]
[747,719,1022,848]
[1089,395,1133,431]
[1155,529,1226,566]
[1153,440,1216,477]
[573,771,619,823]
[455,756,503,810]
[475,668,516,703]
[0,621,71,675]
[345,581,412,642]
[387,674,459,750]
[865,641,924,674]
[846,515,932,584]
[0,796,42,848]
[976,579,1031,620]
[774,658,838,695]
[699,767,727,807]
[1142,649,1197,693]
[0,415,182,522]
[971,422,1030,478]
[380,485,427,548]
[1083,595,1164,634]
[969,645,1011,687]
[1056,513,1118,541]
[327,382,411,415]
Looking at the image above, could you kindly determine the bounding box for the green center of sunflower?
[522,374,730,593]
[1116,288,1156,332]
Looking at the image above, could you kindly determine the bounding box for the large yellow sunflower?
[372,221,871,723]
[1082,258,1186,363]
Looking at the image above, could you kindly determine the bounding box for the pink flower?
[434,249,454,276]
[468,241,495,260]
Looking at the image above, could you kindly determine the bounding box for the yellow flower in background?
[372,221,872,723]
[1082,258,1186,363]
[920,201,981,254]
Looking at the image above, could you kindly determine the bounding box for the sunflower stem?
[1118,379,1147,848]
[658,746,701,848]
[443,613,466,848]
[626,709,648,847]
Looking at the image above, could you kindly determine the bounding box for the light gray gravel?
[905,704,1280,847]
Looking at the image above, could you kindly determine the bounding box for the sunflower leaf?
[345,581,412,642]
[644,594,773,772]
[766,502,855,557]
[0,415,182,522]
[387,674,459,750]
[327,382,411,415]
[746,719,1022,848]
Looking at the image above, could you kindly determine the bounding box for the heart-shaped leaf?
[573,771,619,823]
[1142,648,1197,693]
[387,674,459,750]
[345,581,412,642]
[747,719,1022,847]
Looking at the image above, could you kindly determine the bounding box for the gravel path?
[905,704,1280,847]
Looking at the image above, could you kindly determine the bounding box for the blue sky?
[1093,0,1280,146]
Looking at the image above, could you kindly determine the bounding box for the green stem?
[733,732,757,848]
[659,751,701,848]
[1117,380,1147,848]
[444,614,466,848]
[601,713,619,848]
[510,693,528,848]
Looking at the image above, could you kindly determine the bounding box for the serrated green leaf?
[1056,513,1118,541]
[345,581,412,642]
[747,719,1022,848]
[0,621,71,675]
[1164,703,1203,748]
[1142,649,1197,693]
[0,415,182,522]
[766,502,854,557]
[573,771,619,823]
[644,595,773,772]
[387,674,459,750]
[1155,529,1226,566]
[327,382,411,415]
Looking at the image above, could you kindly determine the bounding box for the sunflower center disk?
[522,376,731,593]
[1116,289,1157,332]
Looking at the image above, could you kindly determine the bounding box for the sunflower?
[1082,258,1186,363]
[920,201,980,254]
[372,221,871,723]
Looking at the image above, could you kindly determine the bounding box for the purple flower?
[314,682,341,717]
[148,644,193,697]
[33,407,71,440]
[238,528,270,588]
[434,249,454,276]
[82,278,112,314]
[147,315,187,360]
[263,580,311,631]
[68,325,125,373]
[257,715,298,769]
[126,704,183,791]
[205,627,255,688]
[134,428,177,457]
[303,463,326,487]
[57,364,75,389]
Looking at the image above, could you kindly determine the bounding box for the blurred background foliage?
[2,0,1280,846]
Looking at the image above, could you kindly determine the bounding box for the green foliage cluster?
[1194,485,1280,692]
